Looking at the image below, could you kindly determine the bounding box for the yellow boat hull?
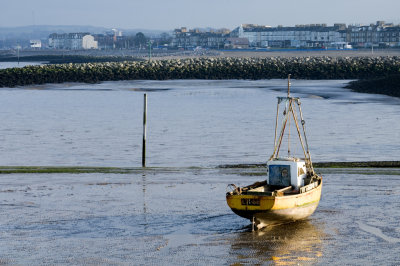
[226,180,322,229]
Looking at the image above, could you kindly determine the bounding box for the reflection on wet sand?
[142,174,149,233]
[228,220,324,265]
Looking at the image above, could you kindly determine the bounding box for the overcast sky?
[1,0,399,30]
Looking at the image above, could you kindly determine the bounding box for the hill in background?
[0,25,167,48]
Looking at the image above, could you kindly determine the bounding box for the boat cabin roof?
[271,157,305,162]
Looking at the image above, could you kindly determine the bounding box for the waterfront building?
[230,23,347,48]
[48,33,97,50]
[82,35,98,49]
[224,38,249,49]
[29,40,42,49]
[171,27,230,49]
[348,21,400,47]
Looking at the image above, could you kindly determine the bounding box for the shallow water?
[0,79,400,167]
[1,79,400,264]
[0,61,43,69]
[0,168,399,264]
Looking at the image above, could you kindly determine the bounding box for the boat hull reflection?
[228,220,324,265]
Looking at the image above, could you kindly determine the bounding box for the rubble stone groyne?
[1,56,399,88]
[346,74,400,98]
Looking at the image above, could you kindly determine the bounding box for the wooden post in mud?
[142,94,147,167]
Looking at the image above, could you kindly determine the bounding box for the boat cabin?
[267,158,307,189]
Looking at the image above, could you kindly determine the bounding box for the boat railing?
[300,180,319,193]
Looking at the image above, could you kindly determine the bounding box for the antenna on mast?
[287,74,291,97]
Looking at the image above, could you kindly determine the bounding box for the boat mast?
[297,102,315,174]
[269,75,315,174]
[287,75,291,157]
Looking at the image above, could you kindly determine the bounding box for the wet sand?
[0,167,399,264]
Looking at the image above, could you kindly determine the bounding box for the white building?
[30,40,42,48]
[82,35,98,49]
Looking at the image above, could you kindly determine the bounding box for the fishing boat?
[226,75,322,230]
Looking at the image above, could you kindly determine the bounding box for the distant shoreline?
[1,48,400,61]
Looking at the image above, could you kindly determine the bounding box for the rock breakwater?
[346,74,400,98]
[1,56,399,87]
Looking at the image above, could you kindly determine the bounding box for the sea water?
[0,79,399,167]
[0,79,399,264]
[0,61,43,69]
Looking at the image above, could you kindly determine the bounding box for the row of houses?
[349,21,400,47]
[49,33,99,49]
[46,21,400,50]
[231,23,348,48]
[170,25,348,49]
[171,27,230,49]
[47,31,156,50]
[172,21,400,49]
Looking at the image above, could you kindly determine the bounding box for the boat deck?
[245,185,298,196]
[232,179,320,197]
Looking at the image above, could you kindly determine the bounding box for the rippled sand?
[0,167,399,264]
